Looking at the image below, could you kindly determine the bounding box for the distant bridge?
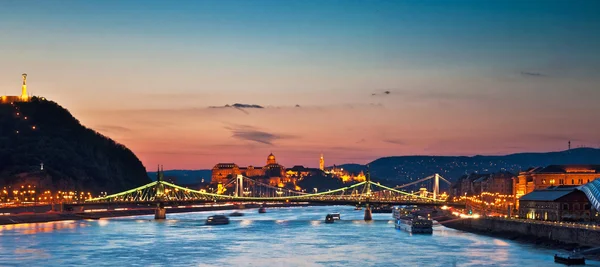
[79,170,463,220]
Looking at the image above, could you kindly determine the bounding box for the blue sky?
[1,0,599,168]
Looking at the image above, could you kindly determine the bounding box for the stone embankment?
[442,216,600,249]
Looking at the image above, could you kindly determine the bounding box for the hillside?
[0,97,150,193]
[338,148,600,185]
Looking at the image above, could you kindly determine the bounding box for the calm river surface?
[1,206,598,267]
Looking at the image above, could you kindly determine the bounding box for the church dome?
[266,153,277,165]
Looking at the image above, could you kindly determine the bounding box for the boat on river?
[258,207,267,213]
[330,213,341,220]
[554,251,585,265]
[325,214,335,224]
[229,211,244,217]
[206,215,230,225]
[393,207,433,234]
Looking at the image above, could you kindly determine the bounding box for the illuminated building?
[211,153,288,187]
[211,163,240,185]
[513,165,600,200]
[1,73,31,104]
[325,165,366,183]
[285,165,325,179]
[518,186,593,221]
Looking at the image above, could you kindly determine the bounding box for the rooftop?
[522,165,600,174]
[519,186,580,201]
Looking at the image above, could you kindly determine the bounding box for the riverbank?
[0,203,313,225]
[440,216,600,258]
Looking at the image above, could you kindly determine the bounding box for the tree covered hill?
[338,148,600,185]
[0,97,150,193]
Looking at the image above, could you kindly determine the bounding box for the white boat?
[393,206,432,234]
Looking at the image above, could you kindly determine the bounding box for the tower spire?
[319,153,324,170]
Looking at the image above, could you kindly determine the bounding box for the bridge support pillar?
[364,204,372,221]
[155,203,166,220]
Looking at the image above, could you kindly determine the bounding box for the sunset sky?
[1,0,600,170]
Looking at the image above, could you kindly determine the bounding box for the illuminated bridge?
[80,170,462,220]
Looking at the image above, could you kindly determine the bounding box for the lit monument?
[21,73,28,101]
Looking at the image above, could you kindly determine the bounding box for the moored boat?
[554,251,585,265]
[206,215,230,225]
[258,207,266,213]
[393,206,432,234]
[325,214,335,223]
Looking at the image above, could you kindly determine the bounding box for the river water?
[0,206,597,267]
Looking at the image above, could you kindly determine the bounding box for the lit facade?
[325,165,366,183]
[518,187,593,222]
[513,165,600,200]
[211,153,287,187]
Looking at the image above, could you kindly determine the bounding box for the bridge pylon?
[154,165,167,220]
[364,165,373,221]
[433,173,439,200]
[235,175,244,197]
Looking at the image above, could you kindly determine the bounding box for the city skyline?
[2,0,600,169]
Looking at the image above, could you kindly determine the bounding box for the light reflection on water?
[0,206,598,267]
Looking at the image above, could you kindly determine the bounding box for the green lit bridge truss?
[82,174,461,207]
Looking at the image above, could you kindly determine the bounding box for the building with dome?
[211,153,289,187]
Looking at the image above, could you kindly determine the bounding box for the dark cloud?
[95,125,132,133]
[372,90,392,97]
[520,71,547,77]
[225,124,296,145]
[209,103,264,115]
[356,138,367,144]
[209,103,264,109]
[383,139,405,145]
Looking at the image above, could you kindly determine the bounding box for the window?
[550,179,555,185]
[559,179,564,185]
[542,179,546,184]
[574,203,580,210]
[572,179,575,184]
[562,203,569,210]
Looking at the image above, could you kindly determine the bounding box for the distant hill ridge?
[0,97,151,192]
[155,148,600,187]
[338,147,600,184]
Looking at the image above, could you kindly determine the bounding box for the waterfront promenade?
[442,215,600,248]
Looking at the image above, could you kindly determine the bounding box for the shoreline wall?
[442,217,600,247]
